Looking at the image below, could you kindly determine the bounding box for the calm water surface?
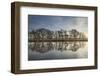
[28,42,88,60]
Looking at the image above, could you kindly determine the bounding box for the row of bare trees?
[28,28,87,40]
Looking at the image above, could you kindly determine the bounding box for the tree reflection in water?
[28,42,86,53]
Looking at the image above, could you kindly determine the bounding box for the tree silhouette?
[29,28,87,40]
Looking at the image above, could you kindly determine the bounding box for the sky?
[28,15,88,34]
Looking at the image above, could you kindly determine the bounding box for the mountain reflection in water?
[28,42,88,60]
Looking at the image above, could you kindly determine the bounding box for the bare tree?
[69,29,79,38]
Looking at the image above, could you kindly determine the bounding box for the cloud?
[28,15,88,34]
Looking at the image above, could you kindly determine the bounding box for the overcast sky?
[28,15,88,34]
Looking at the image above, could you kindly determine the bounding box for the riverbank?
[29,38,88,42]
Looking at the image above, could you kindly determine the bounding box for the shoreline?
[29,39,88,42]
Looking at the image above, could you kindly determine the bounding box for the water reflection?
[29,42,86,53]
[28,42,88,60]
